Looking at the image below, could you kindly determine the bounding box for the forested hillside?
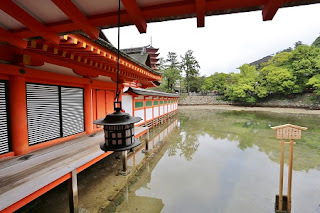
[202,39,320,103]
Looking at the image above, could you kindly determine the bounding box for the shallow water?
[115,109,320,213]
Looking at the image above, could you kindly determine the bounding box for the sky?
[103,4,320,76]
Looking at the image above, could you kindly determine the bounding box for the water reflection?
[174,109,320,171]
[115,108,320,213]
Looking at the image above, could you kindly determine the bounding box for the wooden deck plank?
[0,127,148,211]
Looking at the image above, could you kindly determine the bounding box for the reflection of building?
[128,118,178,167]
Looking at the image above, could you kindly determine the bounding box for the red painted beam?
[121,0,147,33]
[51,0,99,39]
[0,0,60,45]
[262,0,284,21]
[0,27,27,49]
[196,0,206,27]
[0,0,304,40]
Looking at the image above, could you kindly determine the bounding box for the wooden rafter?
[196,0,206,27]
[25,38,161,82]
[0,27,27,49]
[121,0,147,33]
[262,0,284,21]
[51,0,99,39]
[0,0,60,45]
[3,0,306,40]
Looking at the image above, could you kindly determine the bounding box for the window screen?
[0,82,9,154]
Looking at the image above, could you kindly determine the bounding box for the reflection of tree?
[178,108,320,171]
[177,133,200,161]
[167,114,200,161]
[167,129,182,157]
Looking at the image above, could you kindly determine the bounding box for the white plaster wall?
[135,109,144,124]
[164,105,167,113]
[154,107,159,117]
[160,106,163,115]
[122,95,132,116]
[146,108,153,121]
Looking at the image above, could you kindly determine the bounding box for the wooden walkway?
[0,127,148,212]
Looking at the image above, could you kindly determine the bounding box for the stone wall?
[178,95,320,109]
[178,96,232,106]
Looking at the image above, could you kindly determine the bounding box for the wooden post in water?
[287,139,294,211]
[68,170,79,213]
[279,139,285,211]
[271,124,307,213]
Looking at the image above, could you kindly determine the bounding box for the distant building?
[122,45,160,70]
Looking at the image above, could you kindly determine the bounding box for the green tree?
[225,64,258,102]
[307,74,320,95]
[180,50,200,95]
[158,52,182,93]
[202,72,229,94]
[189,75,206,93]
[291,45,320,92]
[260,65,297,95]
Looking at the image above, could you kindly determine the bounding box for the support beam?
[0,27,27,49]
[196,0,206,27]
[0,0,60,44]
[68,170,79,213]
[121,0,147,33]
[51,0,99,39]
[262,0,283,21]
[9,75,29,156]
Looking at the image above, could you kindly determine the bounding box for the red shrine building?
[0,0,317,212]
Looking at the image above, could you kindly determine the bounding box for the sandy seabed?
[178,105,320,115]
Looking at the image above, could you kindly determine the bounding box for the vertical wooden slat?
[0,82,9,154]
[61,87,84,137]
[26,84,60,145]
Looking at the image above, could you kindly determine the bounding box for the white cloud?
[103,4,320,76]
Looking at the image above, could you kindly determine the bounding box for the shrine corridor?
[18,109,320,213]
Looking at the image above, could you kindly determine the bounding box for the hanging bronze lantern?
[94,101,142,151]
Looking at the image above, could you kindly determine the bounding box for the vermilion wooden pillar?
[9,75,29,155]
[84,84,93,134]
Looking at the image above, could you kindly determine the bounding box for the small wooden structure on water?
[271,124,307,213]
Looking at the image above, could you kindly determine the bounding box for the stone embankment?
[178,95,320,110]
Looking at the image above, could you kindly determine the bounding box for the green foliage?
[157,38,320,100]
[224,64,258,102]
[158,52,182,93]
[202,72,229,94]
[307,74,320,95]
[180,50,200,94]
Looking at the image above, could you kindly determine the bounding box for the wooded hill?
[202,36,320,103]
